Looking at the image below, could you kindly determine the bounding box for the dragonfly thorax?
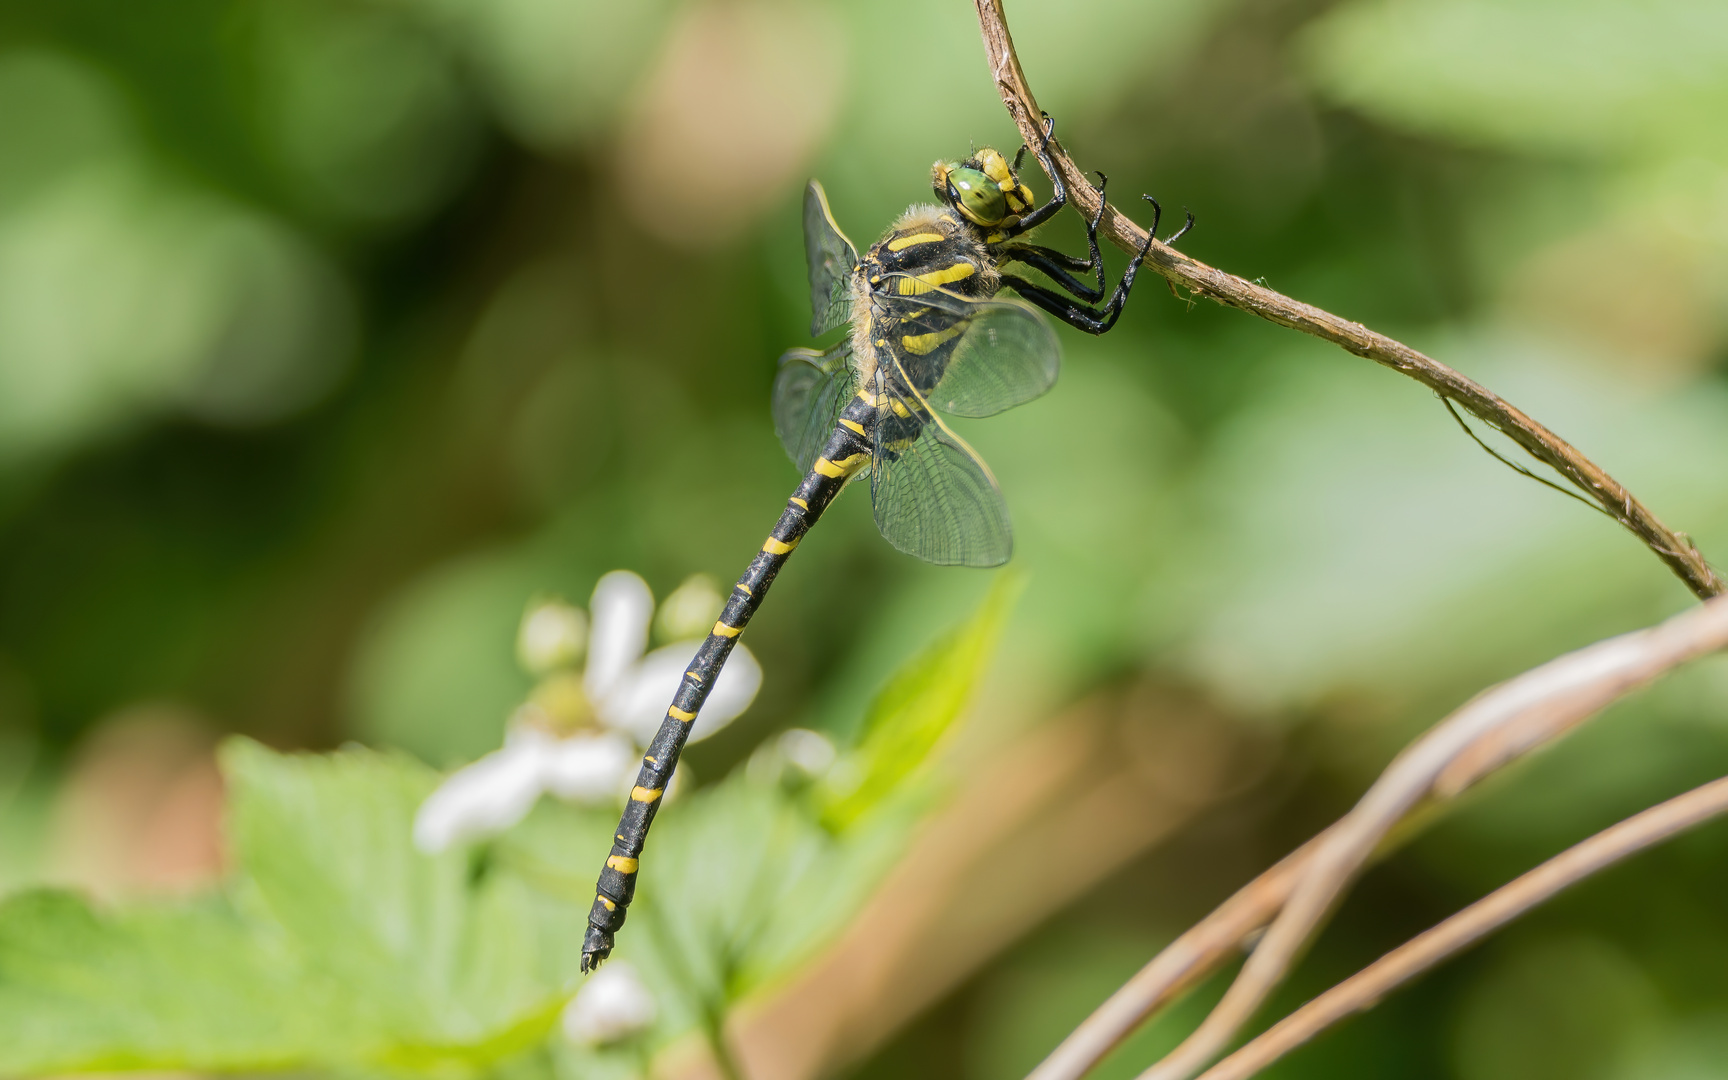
[860,204,999,298]
[850,204,1000,397]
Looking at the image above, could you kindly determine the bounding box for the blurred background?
[4,0,1728,1076]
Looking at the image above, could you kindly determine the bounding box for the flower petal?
[696,643,762,739]
[562,960,657,1045]
[584,571,653,705]
[412,737,550,853]
[541,731,639,803]
[600,639,761,745]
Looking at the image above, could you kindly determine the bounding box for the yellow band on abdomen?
[902,322,968,355]
[814,452,869,478]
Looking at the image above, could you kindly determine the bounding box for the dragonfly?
[581,117,1187,972]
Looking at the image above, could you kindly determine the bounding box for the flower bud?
[655,574,723,642]
[517,598,588,675]
[778,728,837,778]
[747,727,836,788]
[562,960,657,1045]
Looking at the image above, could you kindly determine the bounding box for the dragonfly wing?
[805,180,859,337]
[870,381,1012,568]
[774,340,855,473]
[875,281,1060,418]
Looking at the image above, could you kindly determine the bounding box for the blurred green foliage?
[0,741,567,1073]
[0,582,1011,1073]
[1,0,1727,1077]
[818,575,1021,831]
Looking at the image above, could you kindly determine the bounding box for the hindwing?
[867,363,1012,568]
[773,340,856,474]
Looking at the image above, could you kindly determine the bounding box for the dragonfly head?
[932,147,1036,230]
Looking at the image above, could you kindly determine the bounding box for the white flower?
[413,571,762,853]
[600,636,762,746]
[540,729,638,801]
[561,960,657,1045]
[413,726,554,852]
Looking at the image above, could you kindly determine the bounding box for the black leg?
[1163,207,1195,246]
[999,195,1157,335]
[999,276,1127,334]
[1002,112,1068,236]
[998,245,1104,303]
[1139,195,1194,246]
[999,169,1110,301]
[1143,194,1164,240]
[1007,245,1093,273]
[1084,169,1110,266]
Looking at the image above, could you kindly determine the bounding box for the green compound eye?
[947,167,1008,224]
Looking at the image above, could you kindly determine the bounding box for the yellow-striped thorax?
[841,146,1034,449]
[850,203,1001,400]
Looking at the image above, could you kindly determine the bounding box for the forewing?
[805,180,859,337]
[870,385,1012,568]
[773,341,855,473]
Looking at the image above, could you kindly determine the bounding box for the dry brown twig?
[1028,595,1728,1080]
[1194,773,1728,1080]
[1138,599,1728,1080]
[972,0,1723,602]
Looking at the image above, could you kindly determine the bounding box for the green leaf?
[617,779,827,1040]
[221,740,583,1065]
[0,741,592,1073]
[817,572,1023,831]
[0,890,320,1072]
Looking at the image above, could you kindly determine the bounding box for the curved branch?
[1025,838,1320,1080]
[1195,774,1728,1080]
[973,0,1723,601]
[1028,593,1728,1080]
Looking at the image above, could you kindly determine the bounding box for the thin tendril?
[1439,395,1614,522]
